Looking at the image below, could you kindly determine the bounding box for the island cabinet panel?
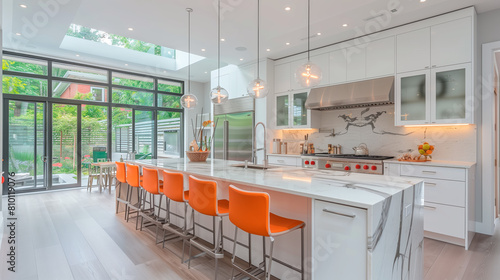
[313,200,367,280]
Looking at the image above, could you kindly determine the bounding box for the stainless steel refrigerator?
[213,97,254,161]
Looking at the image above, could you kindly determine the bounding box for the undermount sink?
[231,163,280,170]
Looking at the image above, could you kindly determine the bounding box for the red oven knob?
[325,163,331,168]
[304,161,309,165]
[311,161,316,165]
[355,164,361,169]
[344,166,350,171]
[363,165,369,170]
[371,166,377,170]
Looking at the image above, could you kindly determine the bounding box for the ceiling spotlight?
[15,33,21,36]
[205,71,208,74]
[317,32,322,36]
[125,64,128,66]
[240,58,244,61]
[128,27,134,31]
[342,24,348,27]
[286,42,290,45]
[201,48,206,52]
[19,4,27,8]
[75,54,80,57]
[266,48,271,52]
[420,0,426,2]
[285,7,291,11]
[221,38,225,41]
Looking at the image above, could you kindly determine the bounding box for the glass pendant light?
[210,0,229,105]
[295,0,322,88]
[181,8,198,110]
[247,0,268,99]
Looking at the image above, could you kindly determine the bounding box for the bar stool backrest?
[115,162,126,183]
[188,176,219,216]
[162,170,185,202]
[142,167,160,195]
[126,163,140,188]
[229,185,271,237]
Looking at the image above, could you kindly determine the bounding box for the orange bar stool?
[187,175,229,280]
[161,170,192,262]
[139,167,167,243]
[115,162,129,218]
[125,163,143,229]
[228,185,305,280]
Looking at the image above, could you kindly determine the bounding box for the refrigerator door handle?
[223,120,229,160]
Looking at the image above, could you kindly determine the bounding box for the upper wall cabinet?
[397,17,472,73]
[430,17,472,67]
[310,53,330,86]
[346,44,366,81]
[366,37,395,78]
[274,63,291,94]
[329,49,347,84]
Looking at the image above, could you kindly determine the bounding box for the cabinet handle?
[432,65,437,68]
[422,170,436,174]
[424,66,429,69]
[425,182,437,186]
[323,209,356,218]
[424,205,437,210]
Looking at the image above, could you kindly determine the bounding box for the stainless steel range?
[301,153,394,175]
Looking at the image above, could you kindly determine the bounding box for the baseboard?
[424,231,465,247]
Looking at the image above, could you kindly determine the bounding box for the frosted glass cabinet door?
[292,92,308,126]
[397,70,430,124]
[432,64,471,123]
[276,94,289,127]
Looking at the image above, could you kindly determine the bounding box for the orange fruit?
[423,142,429,145]
[426,150,433,155]
[418,145,423,149]
[430,145,435,150]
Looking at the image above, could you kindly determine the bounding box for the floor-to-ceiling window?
[2,51,184,194]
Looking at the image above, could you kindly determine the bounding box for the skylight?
[67,24,176,59]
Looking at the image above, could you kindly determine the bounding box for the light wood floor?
[1,188,499,280]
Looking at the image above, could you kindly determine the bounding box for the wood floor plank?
[423,238,446,277]
[35,245,74,280]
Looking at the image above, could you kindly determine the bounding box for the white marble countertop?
[130,159,422,209]
[384,159,476,168]
[267,154,302,157]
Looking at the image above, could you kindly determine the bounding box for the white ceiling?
[3,0,500,83]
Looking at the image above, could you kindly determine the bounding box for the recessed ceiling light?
[221,38,225,42]
[15,33,21,36]
[285,7,291,11]
[75,54,80,57]
[420,0,426,2]
[342,24,348,27]
[128,27,134,31]
[204,71,208,74]
[317,32,322,36]
[125,64,128,66]
[239,58,244,61]
[201,48,206,52]
[163,70,167,73]
[286,42,290,45]
[266,48,271,52]
[19,4,27,8]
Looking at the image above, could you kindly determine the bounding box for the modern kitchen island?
[127,158,424,280]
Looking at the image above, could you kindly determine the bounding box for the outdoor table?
[91,162,116,193]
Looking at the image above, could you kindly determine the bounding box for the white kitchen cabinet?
[267,155,301,167]
[395,63,472,125]
[431,17,472,67]
[313,200,367,279]
[310,53,330,86]
[345,44,366,81]
[396,17,472,74]
[329,49,347,84]
[274,63,291,93]
[384,161,475,249]
[397,28,431,73]
[275,90,319,129]
[366,36,395,78]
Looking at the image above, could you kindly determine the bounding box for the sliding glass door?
[5,100,47,192]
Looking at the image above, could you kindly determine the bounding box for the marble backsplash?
[272,105,477,163]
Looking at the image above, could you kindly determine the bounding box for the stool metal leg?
[266,237,275,280]
[301,227,305,280]
[230,227,239,280]
[263,236,267,277]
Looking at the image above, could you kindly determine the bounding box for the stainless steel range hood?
[305,76,394,110]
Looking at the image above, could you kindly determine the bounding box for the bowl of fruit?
[398,142,434,162]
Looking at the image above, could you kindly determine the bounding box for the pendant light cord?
[307,0,310,61]
[257,0,260,79]
[187,8,192,94]
[217,0,221,87]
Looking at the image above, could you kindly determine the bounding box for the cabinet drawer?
[424,202,464,239]
[268,156,298,166]
[401,164,465,181]
[424,178,465,207]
